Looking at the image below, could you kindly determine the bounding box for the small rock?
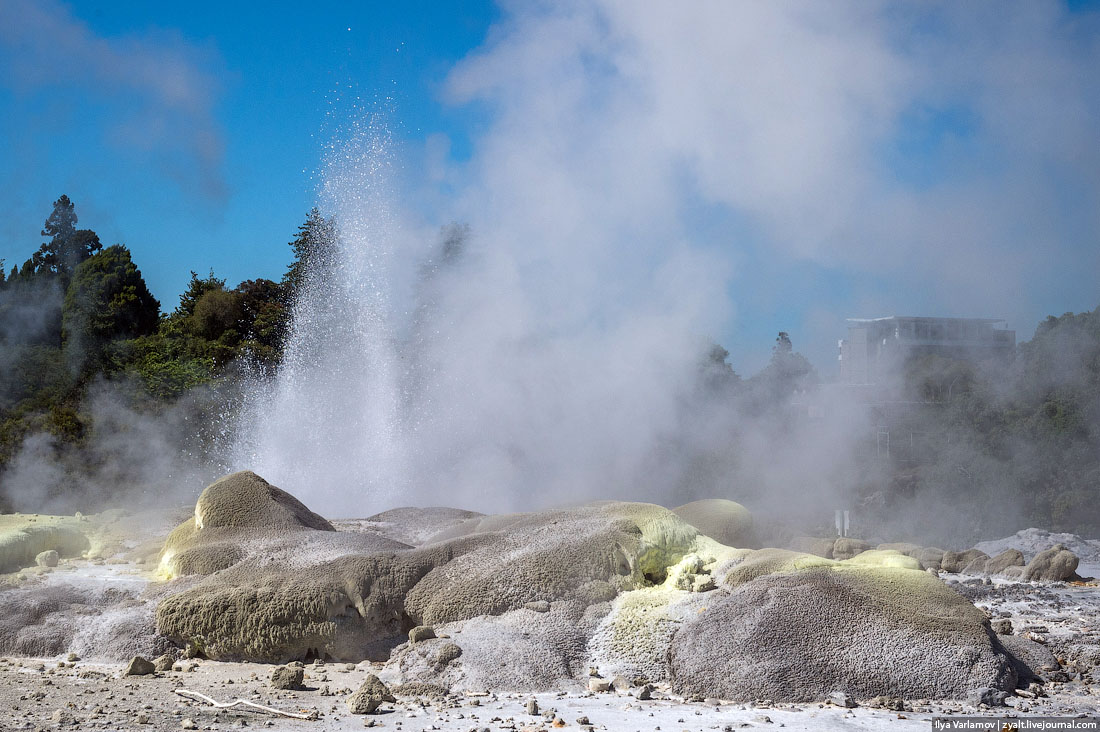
[828,691,856,708]
[526,698,539,715]
[409,626,437,643]
[153,654,177,673]
[35,550,59,568]
[181,718,198,730]
[576,716,591,726]
[435,641,462,666]
[270,665,304,690]
[66,653,79,662]
[136,713,150,724]
[635,684,653,701]
[588,677,612,693]
[124,656,156,676]
[51,709,74,726]
[969,687,1008,707]
[347,674,396,715]
[991,619,1014,635]
[524,600,551,613]
[870,695,905,711]
[691,575,716,593]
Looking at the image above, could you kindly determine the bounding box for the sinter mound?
[151,472,1026,701]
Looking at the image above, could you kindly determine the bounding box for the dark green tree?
[175,270,227,318]
[62,245,160,372]
[283,207,336,294]
[34,195,102,277]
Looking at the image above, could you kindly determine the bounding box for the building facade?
[838,316,1015,385]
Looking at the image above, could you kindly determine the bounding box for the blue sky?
[0,0,496,309]
[1,1,1099,375]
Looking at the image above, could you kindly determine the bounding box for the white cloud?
[0,0,227,198]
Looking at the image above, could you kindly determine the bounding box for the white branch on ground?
[173,689,318,721]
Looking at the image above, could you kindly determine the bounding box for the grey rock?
[588,677,612,693]
[153,653,177,673]
[524,600,551,613]
[941,549,989,574]
[1023,545,1079,582]
[990,619,1013,635]
[270,665,304,690]
[831,538,871,561]
[969,687,1008,707]
[986,549,1025,575]
[409,625,437,643]
[526,698,539,715]
[670,560,1016,701]
[828,691,857,708]
[347,674,396,715]
[916,547,944,571]
[35,550,59,568]
[124,656,155,676]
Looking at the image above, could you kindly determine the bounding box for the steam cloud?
[1,3,1097,550]
[233,2,1100,545]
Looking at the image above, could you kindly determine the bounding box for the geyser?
[229,108,737,519]
[231,119,409,517]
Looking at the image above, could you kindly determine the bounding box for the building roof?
[846,316,1006,324]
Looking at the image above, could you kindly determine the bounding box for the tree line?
[0,196,334,506]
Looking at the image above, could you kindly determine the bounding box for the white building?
[838,316,1015,385]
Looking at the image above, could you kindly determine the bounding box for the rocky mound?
[0,525,89,574]
[404,502,700,625]
[671,499,756,548]
[150,476,1030,702]
[669,550,1018,701]
[158,471,405,579]
[156,478,709,665]
[194,470,334,532]
[975,528,1100,564]
[350,507,485,547]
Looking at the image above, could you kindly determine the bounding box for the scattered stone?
[35,549,59,568]
[828,691,856,708]
[870,696,906,711]
[991,619,1014,635]
[526,698,539,715]
[635,684,653,700]
[270,665,304,690]
[347,674,396,714]
[135,713,150,724]
[124,656,156,676]
[153,654,177,673]
[588,677,612,693]
[66,653,79,662]
[181,719,198,730]
[51,709,74,726]
[409,626,437,643]
[969,687,1008,707]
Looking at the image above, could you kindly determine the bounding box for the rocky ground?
[0,555,1096,731]
[2,473,1100,732]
